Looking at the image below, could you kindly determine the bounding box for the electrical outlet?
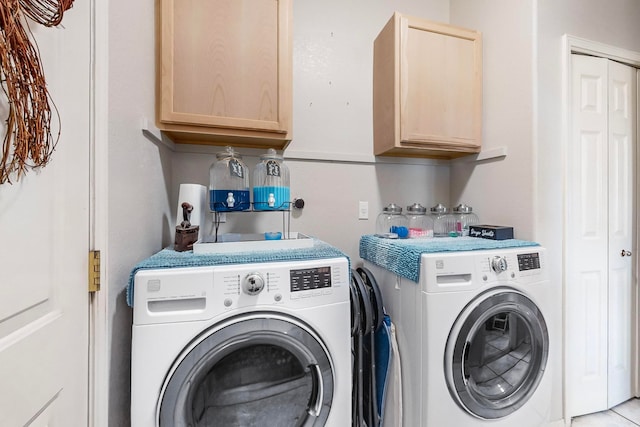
[358,201,369,220]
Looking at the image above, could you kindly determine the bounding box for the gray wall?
[108,0,451,425]
[107,0,172,424]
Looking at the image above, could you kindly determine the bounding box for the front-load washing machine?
[364,246,562,426]
[131,257,351,426]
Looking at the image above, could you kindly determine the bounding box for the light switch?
[358,201,369,220]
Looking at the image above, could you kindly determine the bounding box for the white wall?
[449,0,536,239]
[107,0,173,425]
[171,0,453,263]
[289,0,449,159]
[172,154,450,262]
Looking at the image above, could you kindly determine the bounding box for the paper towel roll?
[176,183,207,239]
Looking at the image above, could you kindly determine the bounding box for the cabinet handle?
[621,249,632,257]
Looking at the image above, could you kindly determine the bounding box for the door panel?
[0,2,90,425]
[607,60,635,408]
[568,55,609,416]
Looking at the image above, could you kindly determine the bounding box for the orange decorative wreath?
[0,0,74,184]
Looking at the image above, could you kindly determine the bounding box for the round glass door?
[158,315,334,427]
[445,289,549,419]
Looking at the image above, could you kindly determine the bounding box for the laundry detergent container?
[253,148,290,211]
[209,146,250,211]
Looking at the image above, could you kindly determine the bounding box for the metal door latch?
[621,249,632,257]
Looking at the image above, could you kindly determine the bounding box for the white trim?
[89,0,109,424]
[636,69,640,398]
[567,35,640,68]
[561,34,572,422]
[140,118,456,166]
[141,118,176,152]
[449,146,507,164]
[531,0,539,241]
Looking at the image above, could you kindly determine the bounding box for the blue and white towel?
[359,235,539,283]
[127,238,349,307]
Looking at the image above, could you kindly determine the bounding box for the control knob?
[242,273,265,295]
[491,256,508,273]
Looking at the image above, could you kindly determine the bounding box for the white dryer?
[364,247,562,426]
[131,257,351,427]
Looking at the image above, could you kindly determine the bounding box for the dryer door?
[444,288,549,419]
[158,314,334,427]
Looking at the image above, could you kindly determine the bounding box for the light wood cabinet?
[156,0,292,149]
[373,12,482,159]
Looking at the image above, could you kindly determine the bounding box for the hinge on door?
[89,250,101,293]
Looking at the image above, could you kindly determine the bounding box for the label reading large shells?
[266,160,281,177]
[229,159,244,178]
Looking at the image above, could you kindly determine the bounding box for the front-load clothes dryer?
[364,246,562,427]
[130,257,351,427]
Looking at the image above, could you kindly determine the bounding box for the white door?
[606,60,636,408]
[567,55,636,417]
[0,3,91,426]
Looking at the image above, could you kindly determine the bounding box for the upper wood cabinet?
[373,13,482,159]
[156,0,293,149]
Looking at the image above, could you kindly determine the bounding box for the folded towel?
[127,238,349,307]
[359,235,539,283]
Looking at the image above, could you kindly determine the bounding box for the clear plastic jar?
[452,203,479,236]
[431,203,455,237]
[376,203,409,238]
[209,146,250,211]
[406,203,434,238]
[253,148,290,211]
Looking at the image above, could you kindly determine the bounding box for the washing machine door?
[444,288,549,419]
[158,314,334,427]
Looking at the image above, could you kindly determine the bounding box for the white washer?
[365,247,562,426]
[131,257,351,427]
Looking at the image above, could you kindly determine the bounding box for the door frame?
[562,35,640,419]
[89,0,110,425]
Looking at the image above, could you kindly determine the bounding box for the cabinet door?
[373,13,482,159]
[158,0,292,140]
[401,16,481,149]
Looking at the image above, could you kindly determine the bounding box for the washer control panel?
[214,257,349,311]
[423,247,547,293]
[133,257,350,324]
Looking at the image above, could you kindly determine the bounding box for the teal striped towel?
[359,235,539,283]
[127,238,349,307]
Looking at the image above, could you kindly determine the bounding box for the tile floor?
[571,398,640,426]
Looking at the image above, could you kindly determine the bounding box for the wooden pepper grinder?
[174,202,199,252]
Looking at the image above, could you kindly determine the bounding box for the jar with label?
[452,203,479,236]
[376,203,409,238]
[406,203,434,238]
[253,148,290,211]
[209,146,250,211]
[431,203,455,237]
